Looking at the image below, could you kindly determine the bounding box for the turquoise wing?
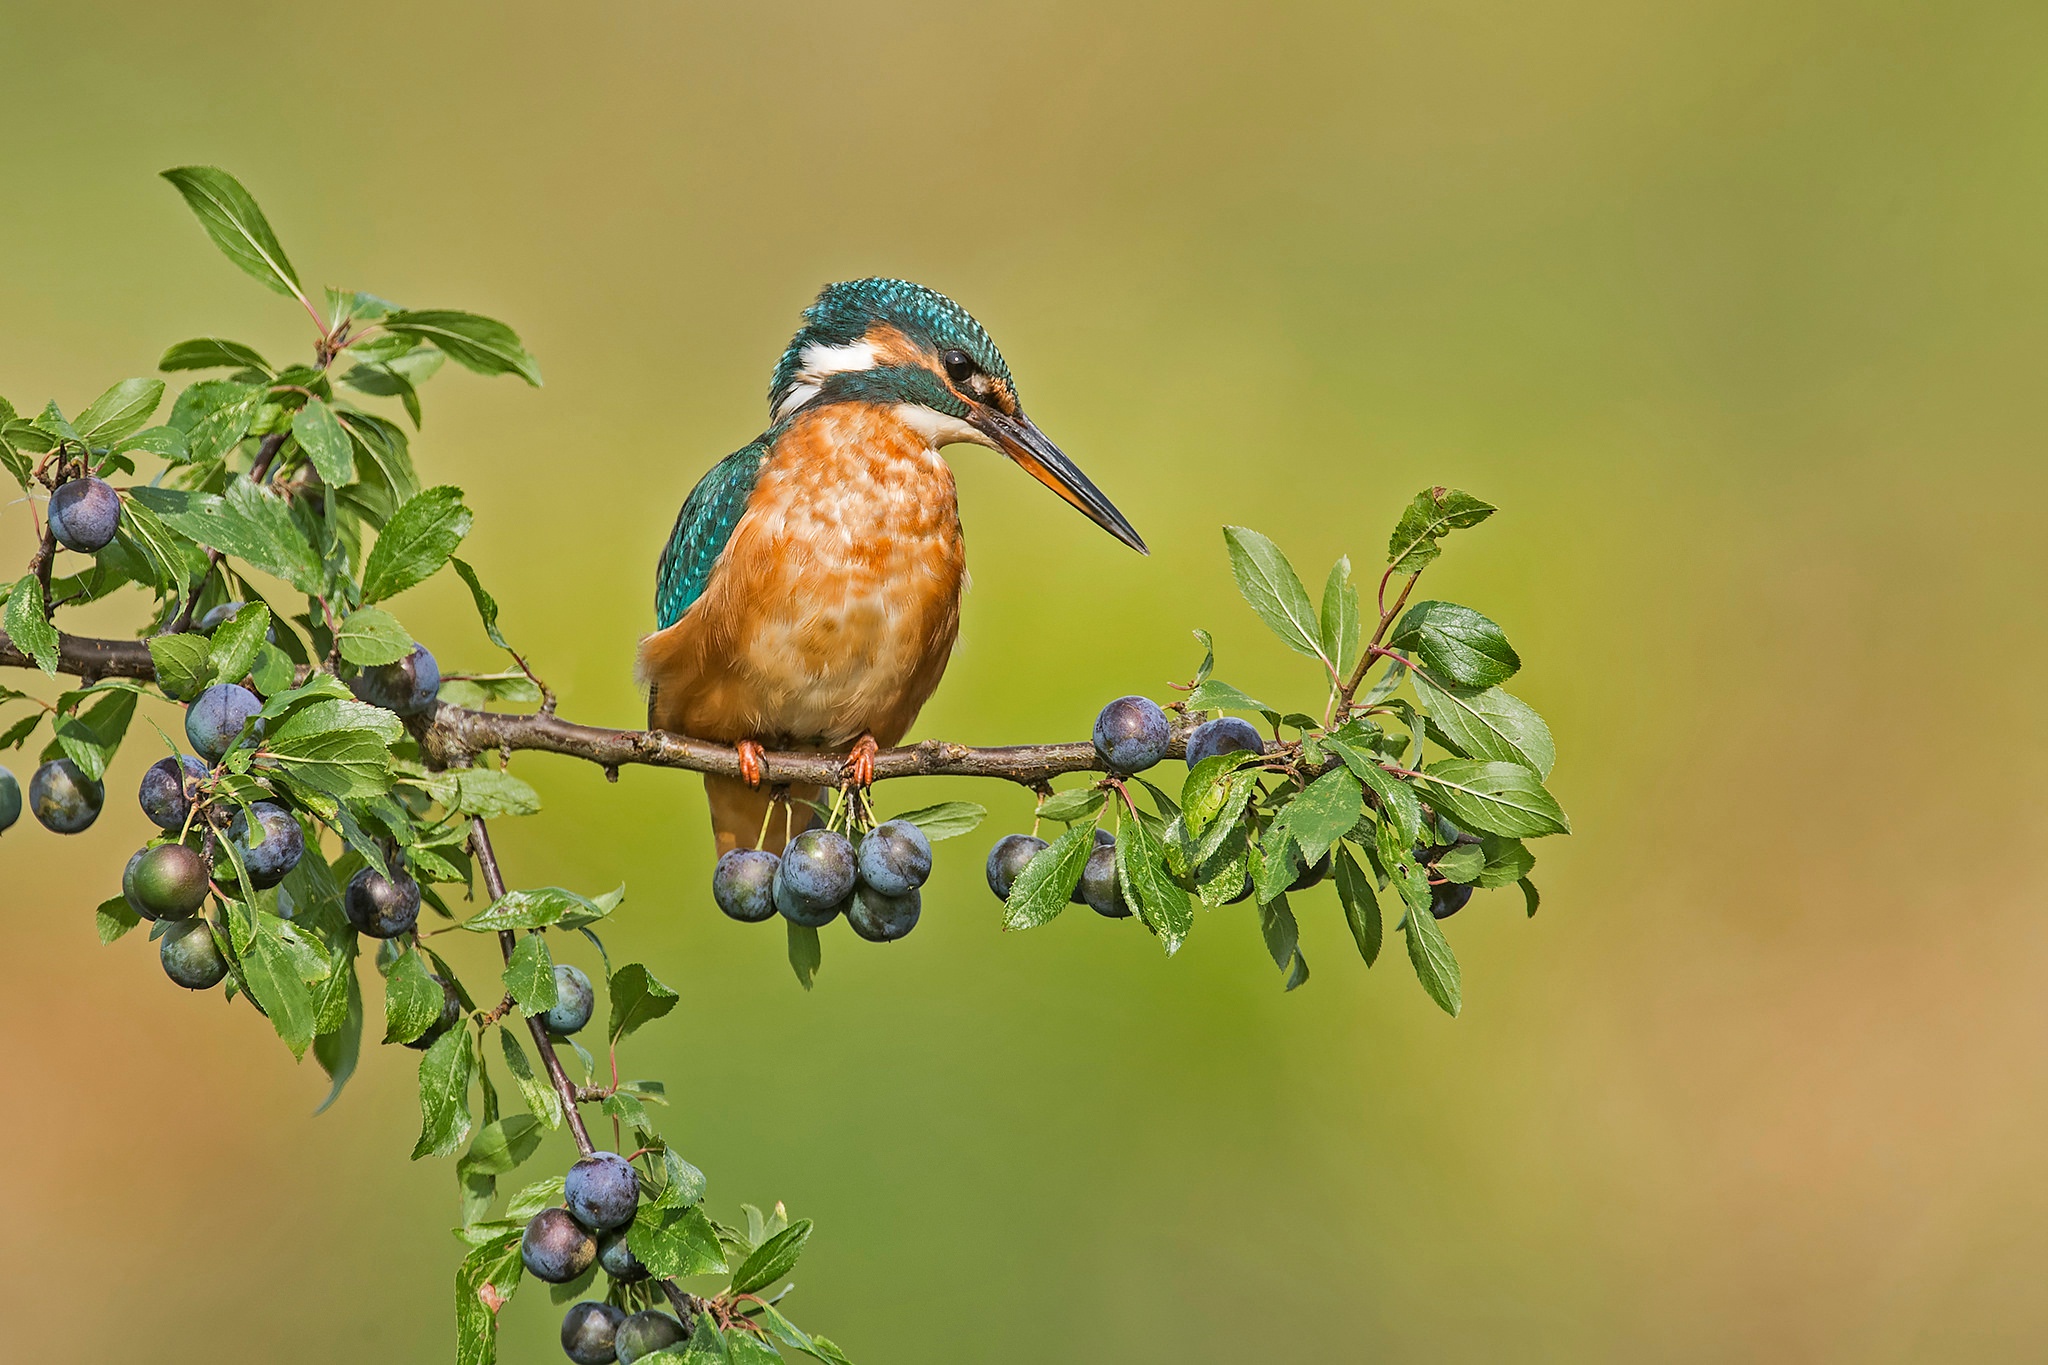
[655,440,770,629]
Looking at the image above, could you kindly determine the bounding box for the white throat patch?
[773,339,881,420]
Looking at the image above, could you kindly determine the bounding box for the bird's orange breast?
[639,403,967,750]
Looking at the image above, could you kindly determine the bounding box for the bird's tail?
[705,775,820,857]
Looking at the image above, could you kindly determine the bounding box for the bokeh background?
[4,1,2045,1359]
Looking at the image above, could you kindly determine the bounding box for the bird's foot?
[736,739,767,789]
[843,733,880,790]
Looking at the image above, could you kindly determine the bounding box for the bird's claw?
[737,739,767,788]
[844,733,879,790]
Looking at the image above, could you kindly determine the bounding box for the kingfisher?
[638,279,1147,854]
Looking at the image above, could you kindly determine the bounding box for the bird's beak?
[971,406,1148,555]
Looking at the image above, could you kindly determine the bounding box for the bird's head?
[768,278,1146,554]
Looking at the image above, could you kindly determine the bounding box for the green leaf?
[1326,738,1422,847]
[1276,767,1362,865]
[787,921,821,990]
[608,962,679,1041]
[380,310,542,386]
[451,557,510,649]
[1002,823,1096,929]
[732,1219,813,1295]
[437,673,542,708]
[1117,816,1193,954]
[313,966,364,1115]
[455,1229,523,1365]
[52,689,136,781]
[1319,556,1361,680]
[1411,671,1554,776]
[1334,845,1381,965]
[160,338,272,374]
[463,886,609,932]
[1221,526,1326,662]
[1258,894,1310,991]
[250,642,295,697]
[418,767,543,819]
[459,1115,544,1180]
[503,934,558,1015]
[0,712,42,750]
[728,1331,785,1365]
[339,409,419,502]
[134,480,323,593]
[654,1146,707,1210]
[1388,601,1519,688]
[114,425,189,460]
[1185,678,1276,720]
[498,1026,562,1129]
[412,1024,475,1159]
[887,800,986,841]
[383,946,445,1045]
[361,485,473,602]
[166,380,264,463]
[1181,751,1260,838]
[1478,835,1535,889]
[1432,843,1486,884]
[262,698,404,800]
[208,602,270,688]
[112,497,199,603]
[237,910,324,1057]
[160,166,303,300]
[1034,787,1105,823]
[4,577,57,674]
[95,894,141,944]
[1387,487,1496,575]
[1403,899,1462,1016]
[626,1202,728,1278]
[291,397,357,487]
[1520,876,1541,917]
[74,378,164,446]
[336,605,413,667]
[1417,760,1570,839]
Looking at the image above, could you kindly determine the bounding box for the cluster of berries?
[520,1152,691,1363]
[712,819,932,942]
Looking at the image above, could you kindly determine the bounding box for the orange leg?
[844,733,880,789]
[736,739,767,789]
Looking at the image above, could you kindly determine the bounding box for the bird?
[638,278,1147,855]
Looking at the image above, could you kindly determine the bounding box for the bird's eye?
[942,350,976,384]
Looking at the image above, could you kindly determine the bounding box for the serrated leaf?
[262,698,403,800]
[412,1024,475,1159]
[732,1219,813,1295]
[96,894,142,944]
[656,1147,706,1209]
[626,1202,727,1278]
[1412,671,1553,776]
[1388,601,1519,688]
[1034,787,1105,823]
[787,920,821,990]
[114,425,189,460]
[1403,898,1462,1016]
[1001,822,1095,929]
[74,378,164,446]
[454,1229,522,1365]
[239,910,323,1057]
[134,480,323,593]
[52,689,136,781]
[313,967,364,1115]
[1334,845,1380,965]
[167,380,264,463]
[463,886,607,932]
[208,602,270,688]
[161,166,303,299]
[419,767,542,819]
[1520,876,1541,917]
[1417,760,1570,839]
[1258,894,1309,990]
[291,397,356,487]
[503,934,558,1015]
[4,577,57,674]
[160,337,272,374]
[1117,816,1193,954]
[1326,738,1423,848]
[887,800,985,841]
[380,310,542,386]
[336,605,413,667]
[458,1115,543,1180]
[498,1027,562,1129]
[1222,526,1325,662]
[383,946,445,1045]
[1432,843,1486,884]
[362,485,472,602]
[1185,678,1276,720]
[1387,487,1496,575]
[608,962,679,1040]
[451,557,509,649]
[1276,767,1362,866]
[1477,835,1535,889]
[1319,556,1362,680]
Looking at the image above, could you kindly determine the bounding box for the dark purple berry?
[846,885,921,942]
[985,833,1046,900]
[1079,843,1130,918]
[773,829,856,923]
[856,820,932,896]
[522,1207,597,1283]
[1430,881,1474,919]
[1186,716,1264,767]
[404,974,463,1051]
[137,755,207,830]
[29,758,102,833]
[160,920,227,990]
[543,963,595,1035]
[0,765,23,834]
[184,684,263,761]
[614,1311,689,1364]
[562,1301,627,1365]
[1288,852,1330,892]
[343,865,421,938]
[565,1152,640,1232]
[46,476,121,552]
[712,848,779,923]
[225,801,303,889]
[1092,695,1170,773]
[130,843,211,920]
[1071,828,1114,904]
[349,643,439,717]
[597,1227,647,1282]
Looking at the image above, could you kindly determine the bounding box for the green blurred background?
[4,1,2045,1359]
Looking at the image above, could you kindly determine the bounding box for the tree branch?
[2,626,1186,784]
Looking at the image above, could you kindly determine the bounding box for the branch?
[2,626,1185,784]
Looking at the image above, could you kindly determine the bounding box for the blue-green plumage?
[654,440,768,630]
[767,278,1010,415]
